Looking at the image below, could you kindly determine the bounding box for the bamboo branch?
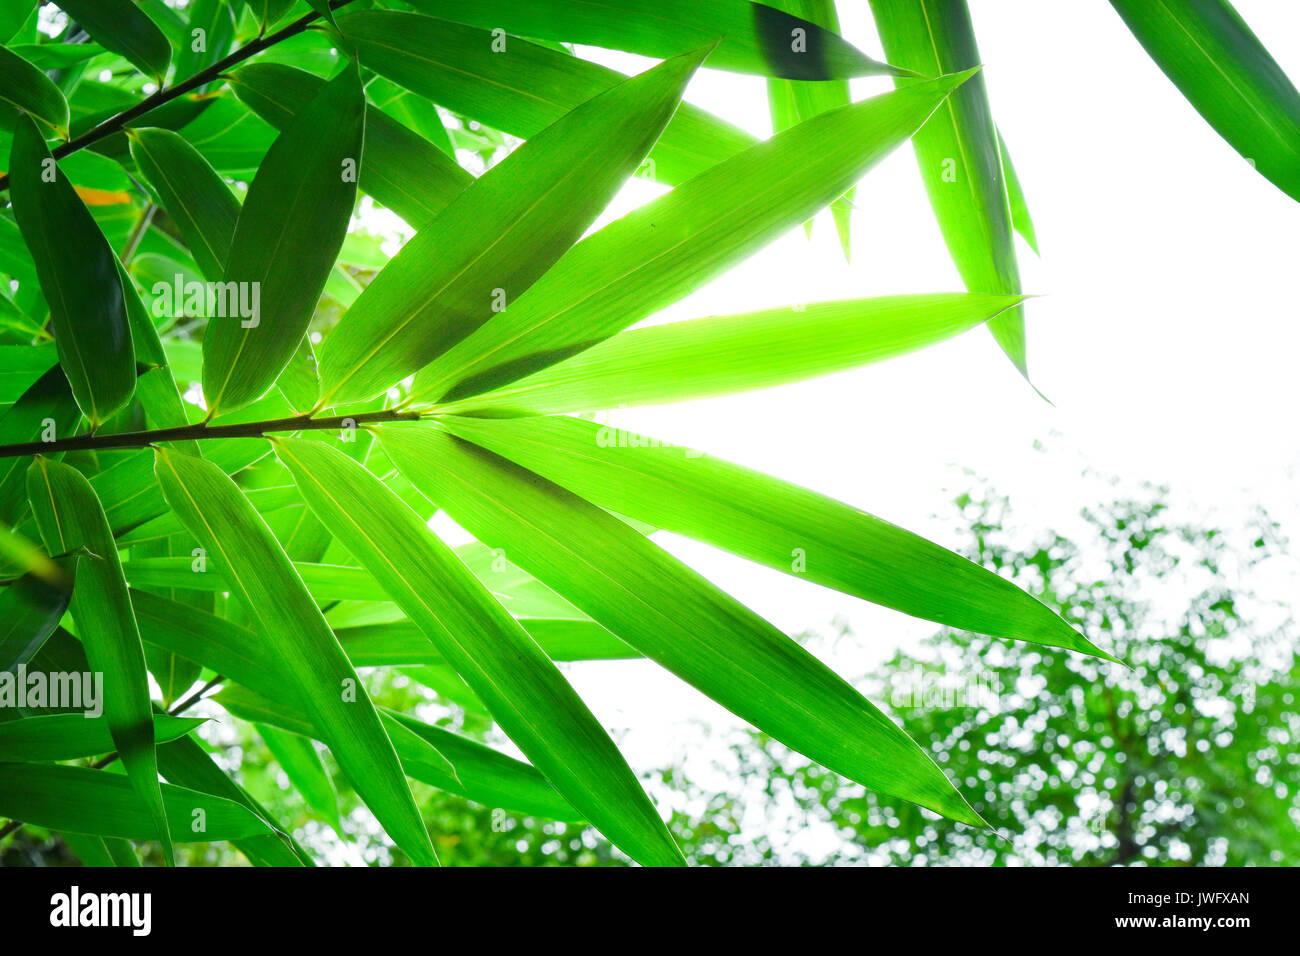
[0,408,424,460]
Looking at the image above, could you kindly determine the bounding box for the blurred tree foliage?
[659,479,1299,866]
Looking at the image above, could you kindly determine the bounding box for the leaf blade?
[202,64,365,416]
[377,424,985,827]
[317,45,712,406]
[151,446,438,866]
[273,436,684,866]
[1110,0,1300,202]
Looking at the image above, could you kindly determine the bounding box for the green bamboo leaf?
[9,114,135,428]
[218,684,581,823]
[54,0,172,80]
[0,45,69,138]
[868,0,1027,373]
[317,46,712,407]
[376,423,985,827]
[0,343,56,413]
[997,128,1038,254]
[765,0,854,256]
[257,723,340,831]
[0,567,72,670]
[305,0,339,31]
[254,0,299,31]
[0,2,34,44]
[338,619,636,665]
[338,11,755,188]
[0,762,275,842]
[19,620,302,870]
[202,64,365,417]
[402,0,908,79]
[61,832,136,867]
[438,414,1117,662]
[408,71,976,405]
[0,713,205,761]
[128,127,239,282]
[227,63,473,229]
[174,0,236,86]
[151,446,438,866]
[273,436,684,865]
[156,733,313,866]
[0,367,80,524]
[26,457,174,864]
[444,293,1026,415]
[0,519,65,584]
[126,555,380,602]
[1110,0,1300,202]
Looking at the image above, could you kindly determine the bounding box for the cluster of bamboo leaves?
[0,0,1296,867]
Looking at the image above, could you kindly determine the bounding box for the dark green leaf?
[54,0,172,80]
[1111,0,1300,203]
[9,114,134,428]
[0,44,69,137]
[128,127,239,282]
[26,457,173,862]
[0,762,275,842]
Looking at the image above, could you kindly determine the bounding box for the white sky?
[495,1,1300,773]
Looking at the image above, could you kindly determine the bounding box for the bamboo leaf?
[202,64,365,417]
[0,44,69,138]
[868,0,1027,373]
[0,519,66,584]
[765,0,854,256]
[256,723,340,831]
[336,10,754,187]
[0,762,275,842]
[0,368,80,524]
[151,446,438,866]
[1110,0,1300,203]
[227,63,473,229]
[54,0,172,81]
[156,732,314,866]
[9,114,135,428]
[376,424,985,827]
[438,414,1117,661]
[174,0,236,86]
[26,457,174,863]
[273,436,684,866]
[0,566,72,671]
[997,128,1039,254]
[128,127,239,282]
[0,713,205,762]
[218,684,581,823]
[402,0,908,79]
[0,343,56,413]
[444,293,1026,415]
[317,45,712,407]
[408,71,976,405]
